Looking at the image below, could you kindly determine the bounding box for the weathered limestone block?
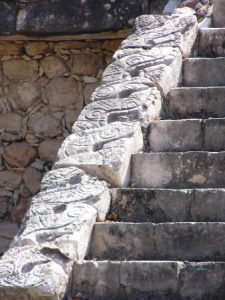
[55,122,143,186]
[12,167,109,256]
[3,142,37,168]
[3,59,39,82]
[0,190,13,218]
[103,47,183,95]
[120,11,198,57]
[40,167,110,221]
[46,78,83,108]
[0,246,71,300]
[8,81,42,111]
[41,56,68,79]
[74,88,162,133]
[13,201,97,260]
[16,0,149,34]
[0,2,16,35]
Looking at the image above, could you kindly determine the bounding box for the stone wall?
[0,0,168,35]
[0,38,122,243]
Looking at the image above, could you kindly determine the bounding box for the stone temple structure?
[2,0,225,299]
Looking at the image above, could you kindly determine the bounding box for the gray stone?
[8,81,42,112]
[205,118,225,151]
[74,88,162,132]
[27,108,62,138]
[183,58,225,87]
[131,152,225,188]
[111,188,225,223]
[0,221,18,255]
[120,261,182,298]
[149,119,202,151]
[165,87,225,119]
[16,0,150,35]
[0,245,72,300]
[111,188,190,223]
[71,260,183,299]
[0,2,16,35]
[90,222,225,261]
[13,201,97,260]
[191,189,225,222]
[103,47,183,96]
[180,262,225,299]
[55,122,143,187]
[23,167,42,195]
[72,261,120,299]
[213,0,225,27]
[120,12,198,57]
[0,190,13,219]
[38,139,63,164]
[199,28,225,57]
[90,223,155,260]
[40,167,110,221]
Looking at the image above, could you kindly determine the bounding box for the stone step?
[199,28,225,58]
[149,118,225,152]
[131,152,225,188]
[213,0,225,28]
[183,58,225,87]
[71,260,225,300]
[89,222,225,261]
[164,87,225,119]
[111,188,225,223]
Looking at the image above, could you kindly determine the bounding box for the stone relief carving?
[0,10,198,300]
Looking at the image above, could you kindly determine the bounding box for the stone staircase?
[68,14,225,300]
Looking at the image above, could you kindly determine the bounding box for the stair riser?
[149,118,225,152]
[71,261,225,300]
[111,188,225,223]
[183,58,225,87]
[199,29,225,58]
[89,223,225,261]
[165,87,225,119]
[131,152,225,188]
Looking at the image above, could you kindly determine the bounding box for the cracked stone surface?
[0,10,198,300]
